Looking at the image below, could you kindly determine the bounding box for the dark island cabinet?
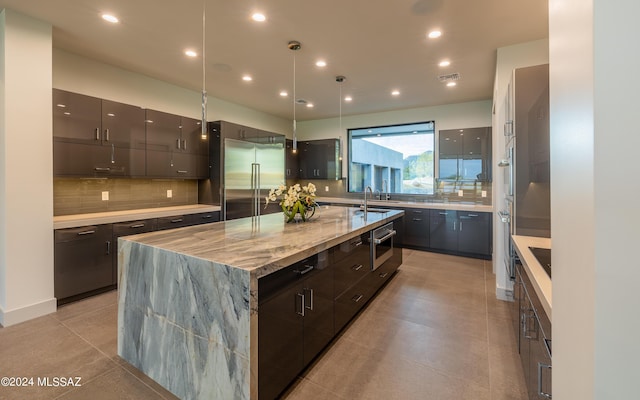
[112,219,157,284]
[258,253,333,400]
[53,89,146,177]
[429,210,492,259]
[54,224,113,304]
[298,139,341,180]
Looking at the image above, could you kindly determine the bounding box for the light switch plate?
[481,190,487,198]
[101,191,109,201]
[325,186,329,192]
[167,189,173,198]
[458,190,463,197]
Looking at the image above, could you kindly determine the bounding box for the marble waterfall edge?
[117,239,253,400]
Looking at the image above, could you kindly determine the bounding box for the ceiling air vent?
[438,72,461,82]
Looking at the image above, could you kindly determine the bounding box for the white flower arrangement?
[265,183,318,222]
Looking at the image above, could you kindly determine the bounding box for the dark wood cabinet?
[54,224,113,304]
[258,253,333,400]
[285,139,300,179]
[402,208,430,248]
[514,264,552,400]
[112,219,157,284]
[53,89,146,177]
[145,111,209,179]
[429,210,492,258]
[298,139,341,180]
[438,127,491,182]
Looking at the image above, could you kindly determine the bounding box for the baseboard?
[496,286,514,302]
[0,298,57,327]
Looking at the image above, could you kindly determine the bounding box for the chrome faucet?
[364,186,373,219]
[375,189,382,200]
[382,179,390,200]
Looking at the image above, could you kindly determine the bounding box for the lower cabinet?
[401,208,429,248]
[429,210,492,259]
[258,226,403,399]
[514,263,552,400]
[258,253,333,400]
[55,210,220,304]
[54,224,113,304]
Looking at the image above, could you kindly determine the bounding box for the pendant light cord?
[292,50,297,151]
[201,0,207,138]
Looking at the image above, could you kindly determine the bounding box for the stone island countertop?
[117,206,404,400]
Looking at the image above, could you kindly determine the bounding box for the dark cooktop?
[528,247,551,278]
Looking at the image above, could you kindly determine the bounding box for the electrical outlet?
[101,191,109,201]
[325,186,329,192]
[167,189,173,198]
[458,190,463,197]
[481,190,487,198]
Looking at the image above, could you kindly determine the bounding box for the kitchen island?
[117,205,404,400]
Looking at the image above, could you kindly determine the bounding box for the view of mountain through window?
[348,122,435,195]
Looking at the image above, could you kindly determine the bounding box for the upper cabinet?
[438,127,491,182]
[53,89,146,177]
[298,139,341,180]
[53,89,208,179]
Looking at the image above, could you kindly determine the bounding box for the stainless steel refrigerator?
[223,135,285,220]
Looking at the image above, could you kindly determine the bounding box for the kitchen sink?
[354,208,389,215]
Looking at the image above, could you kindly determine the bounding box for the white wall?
[298,100,493,177]
[550,0,640,398]
[491,39,549,299]
[0,10,55,326]
[53,49,292,136]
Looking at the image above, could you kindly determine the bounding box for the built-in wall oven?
[370,222,396,270]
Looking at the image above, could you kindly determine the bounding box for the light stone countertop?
[119,205,404,279]
[512,235,552,319]
[53,204,221,230]
[317,196,493,213]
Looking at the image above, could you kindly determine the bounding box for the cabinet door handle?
[468,214,478,217]
[537,362,552,399]
[295,265,314,275]
[296,293,305,316]
[351,264,364,271]
[453,221,457,231]
[77,230,96,236]
[104,128,110,141]
[413,210,423,214]
[304,288,314,311]
[95,128,100,140]
[439,212,448,215]
[177,170,188,174]
[351,294,364,303]
[106,240,111,255]
[460,221,463,231]
[171,218,184,223]
[182,139,187,150]
[412,218,422,222]
[94,167,111,172]
[176,138,181,149]
[129,223,145,228]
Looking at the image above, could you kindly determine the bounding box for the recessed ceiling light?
[306,103,314,108]
[63,112,71,116]
[391,90,400,96]
[251,12,266,22]
[56,104,66,108]
[101,14,119,24]
[428,30,442,39]
[242,75,253,82]
[344,96,353,102]
[315,60,327,67]
[145,120,154,124]
[439,60,450,67]
[185,49,198,58]
[446,81,457,87]
[107,113,115,117]
[280,91,288,97]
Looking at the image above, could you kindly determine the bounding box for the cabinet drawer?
[156,215,192,230]
[186,211,220,225]
[334,279,372,333]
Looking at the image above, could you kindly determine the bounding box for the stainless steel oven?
[370,222,396,271]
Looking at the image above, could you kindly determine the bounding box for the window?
[348,122,435,195]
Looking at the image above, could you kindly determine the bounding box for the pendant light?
[288,40,301,153]
[336,75,346,161]
[200,0,207,139]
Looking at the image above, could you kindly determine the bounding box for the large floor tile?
[62,304,118,358]
[53,290,117,323]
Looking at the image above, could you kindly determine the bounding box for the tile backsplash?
[54,178,199,216]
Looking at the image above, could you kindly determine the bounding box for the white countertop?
[53,204,221,229]
[317,196,493,213]
[512,235,552,319]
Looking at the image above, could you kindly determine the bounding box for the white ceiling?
[0,0,548,121]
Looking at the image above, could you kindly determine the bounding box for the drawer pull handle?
[177,170,188,174]
[130,223,145,228]
[379,272,389,279]
[295,265,314,275]
[468,214,478,217]
[352,294,364,303]
[77,230,96,236]
[412,218,422,221]
[94,167,110,172]
[439,212,448,215]
[171,218,184,223]
[352,264,364,271]
[201,214,213,219]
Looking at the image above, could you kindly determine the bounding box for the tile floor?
[0,249,527,399]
